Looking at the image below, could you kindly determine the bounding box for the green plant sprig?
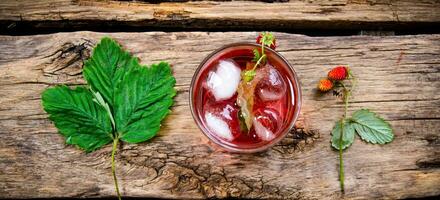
[320,68,394,192]
[243,32,275,82]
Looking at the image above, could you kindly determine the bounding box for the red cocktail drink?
[190,43,301,152]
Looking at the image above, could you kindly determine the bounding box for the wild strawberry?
[318,78,333,92]
[256,33,276,50]
[328,66,348,80]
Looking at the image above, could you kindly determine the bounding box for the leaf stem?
[339,121,345,192]
[252,54,266,70]
[111,138,122,200]
[252,37,267,70]
[343,89,349,118]
[338,83,350,192]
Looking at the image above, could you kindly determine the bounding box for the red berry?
[318,78,333,92]
[256,33,276,50]
[328,66,348,80]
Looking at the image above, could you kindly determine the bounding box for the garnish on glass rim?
[317,65,394,192]
[42,37,176,200]
[243,32,276,82]
[237,32,277,132]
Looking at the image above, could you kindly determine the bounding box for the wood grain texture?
[0,0,440,32]
[0,32,439,199]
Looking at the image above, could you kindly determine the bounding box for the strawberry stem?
[252,54,266,71]
[339,119,345,192]
[338,81,351,193]
[253,35,266,70]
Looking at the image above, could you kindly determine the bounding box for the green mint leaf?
[115,62,176,143]
[351,109,394,144]
[331,120,355,150]
[42,86,113,152]
[252,49,261,62]
[83,37,140,108]
[243,70,256,82]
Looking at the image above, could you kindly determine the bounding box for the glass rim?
[189,42,302,153]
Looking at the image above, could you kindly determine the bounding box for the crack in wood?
[113,128,317,198]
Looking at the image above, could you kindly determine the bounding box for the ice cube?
[252,108,280,141]
[219,104,235,120]
[205,112,234,141]
[253,117,275,141]
[256,65,286,101]
[206,60,241,101]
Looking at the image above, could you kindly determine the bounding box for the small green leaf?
[331,120,355,150]
[243,70,256,82]
[42,86,113,152]
[351,109,394,144]
[252,49,261,62]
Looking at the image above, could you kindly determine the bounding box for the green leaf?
[42,37,176,200]
[243,70,256,82]
[83,37,140,108]
[42,85,113,152]
[114,62,176,143]
[351,109,394,144]
[331,120,355,150]
[44,37,176,150]
[44,37,175,148]
[252,49,261,62]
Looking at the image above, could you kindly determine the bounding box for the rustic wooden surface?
[1,0,440,32]
[0,32,439,199]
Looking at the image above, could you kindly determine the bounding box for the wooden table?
[0,1,439,199]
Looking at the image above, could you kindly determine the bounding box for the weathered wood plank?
[0,0,440,33]
[0,32,439,199]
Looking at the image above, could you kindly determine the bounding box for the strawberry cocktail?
[190,33,301,152]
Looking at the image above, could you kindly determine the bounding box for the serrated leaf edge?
[351,109,394,144]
